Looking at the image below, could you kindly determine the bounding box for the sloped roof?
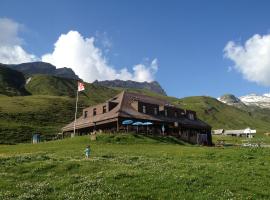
[62,91,125,131]
[117,91,168,121]
[118,92,210,128]
[62,91,211,132]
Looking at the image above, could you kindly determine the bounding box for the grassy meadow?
[1,134,270,200]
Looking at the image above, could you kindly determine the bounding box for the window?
[103,105,106,113]
[142,105,146,113]
[84,111,88,118]
[188,113,194,120]
[174,111,178,118]
[164,109,168,117]
[93,108,97,116]
[154,107,158,115]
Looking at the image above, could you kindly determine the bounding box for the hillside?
[0,83,119,144]
[1,69,270,143]
[2,84,270,143]
[0,65,29,96]
[26,75,78,97]
[0,95,75,144]
[175,96,270,132]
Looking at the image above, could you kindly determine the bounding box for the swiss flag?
[78,81,85,92]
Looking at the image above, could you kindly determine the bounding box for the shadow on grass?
[143,135,187,145]
[96,133,188,145]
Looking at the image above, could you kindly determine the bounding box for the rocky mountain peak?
[93,79,167,96]
[5,61,80,80]
[217,94,247,109]
[218,94,241,104]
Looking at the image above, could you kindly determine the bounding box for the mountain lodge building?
[62,91,212,145]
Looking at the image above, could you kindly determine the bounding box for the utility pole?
[73,90,79,137]
[72,82,85,137]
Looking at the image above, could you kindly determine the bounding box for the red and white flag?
[78,81,85,92]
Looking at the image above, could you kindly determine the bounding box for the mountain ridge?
[93,79,167,96]
[4,61,80,80]
[3,61,168,96]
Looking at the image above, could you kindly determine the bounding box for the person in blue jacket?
[84,145,91,159]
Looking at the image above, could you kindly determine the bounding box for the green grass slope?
[26,75,78,97]
[1,135,270,199]
[175,96,270,133]
[0,65,29,96]
[0,95,75,144]
[26,74,119,102]
[0,83,120,144]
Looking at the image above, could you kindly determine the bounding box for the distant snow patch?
[240,93,270,108]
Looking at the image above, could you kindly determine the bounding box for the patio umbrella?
[132,122,143,126]
[122,120,133,125]
[143,122,153,134]
[122,120,133,132]
[132,121,143,133]
[143,122,153,125]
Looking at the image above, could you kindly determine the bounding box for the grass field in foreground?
[1,134,270,200]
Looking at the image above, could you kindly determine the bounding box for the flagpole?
[73,89,79,137]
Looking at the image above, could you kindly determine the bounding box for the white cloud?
[132,59,158,82]
[224,34,270,86]
[42,30,158,82]
[0,18,158,82]
[0,18,37,64]
[0,45,36,64]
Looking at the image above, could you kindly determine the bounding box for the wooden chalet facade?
[62,91,212,145]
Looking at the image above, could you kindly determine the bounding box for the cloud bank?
[0,18,37,64]
[224,34,270,86]
[42,31,158,82]
[0,18,158,83]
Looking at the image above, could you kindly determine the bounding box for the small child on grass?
[84,145,91,159]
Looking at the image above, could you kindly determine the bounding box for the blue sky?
[1,0,270,98]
